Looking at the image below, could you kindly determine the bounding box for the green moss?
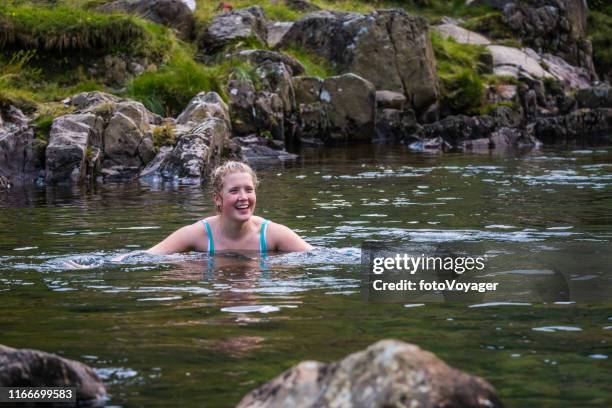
[430,31,486,114]
[283,46,336,78]
[152,122,177,148]
[477,101,519,116]
[33,114,53,141]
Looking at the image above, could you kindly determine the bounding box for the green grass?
[126,45,261,117]
[463,12,515,41]
[588,7,612,79]
[0,4,144,52]
[430,31,487,114]
[283,46,336,78]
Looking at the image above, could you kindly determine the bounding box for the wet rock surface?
[237,339,502,408]
[0,344,107,406]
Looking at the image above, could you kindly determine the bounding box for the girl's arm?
[269,223,313,252]
[147,223,202,255]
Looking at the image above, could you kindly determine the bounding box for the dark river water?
[1,144,611,407]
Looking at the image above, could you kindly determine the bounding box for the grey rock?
[576,85,612,109]
[375,108,417,141]
[279,9,439,112]
[321,73,376,142]
[433,23,491,45]
[0,344,107,406]
[256,61,297,115]
[237,339,502,408]
[487,45,551,79]
[0,106,43,186]
[45,113,102,184]
[140,118,230,183]
[98,0,194,40]
[266,21,294,48]
[375,90,407,110]
[294,76,323,105]
[176,92,230,126]
[227,79,286,140]
[461,126,540,151]
[534,108,612,145]
[234,135,298,163]
[71,92,120,112]
[237,49,305,76]
[420,106,522,147]
[102,101,155,178]
[200,6,268,52]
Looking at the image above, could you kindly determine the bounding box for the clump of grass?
[0,4,144,52]
[477,101,519,116]
[153,122,177,148]
[588,7,612,80]
[430,31,486,114]
[126,47,226,117]
[463,12,515,41]
[283,45,336,78]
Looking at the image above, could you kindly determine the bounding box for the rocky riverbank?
[1,0,611,188]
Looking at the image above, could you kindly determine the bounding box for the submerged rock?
[237,339,502,408]
[420,106,523,147]
[98,0,194,40]
[534,108,612,145]
[279,9,439,113]
[234,135,298,163]
[0,344,107,406]
[200,6,268,52]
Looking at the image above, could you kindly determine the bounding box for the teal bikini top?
[201,219,269,257]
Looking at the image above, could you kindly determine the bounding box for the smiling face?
[214,172,256,221]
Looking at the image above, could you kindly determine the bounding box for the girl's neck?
[218,215,255,239]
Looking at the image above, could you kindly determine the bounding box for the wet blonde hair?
[210,161,258,212]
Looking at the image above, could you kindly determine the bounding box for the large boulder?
[200,6,268,53]
[101,101,156,180]
[237,339,502,408]
[279,9,440,113]
[140,118,230,183]
[321,73,376,142]
[176,91,230,126]
[227,78,286,140]
[294,74,376,143]
[45,113,104,184]
[0,344,107,406]
[98,0,194,40]
[0,106,43,187]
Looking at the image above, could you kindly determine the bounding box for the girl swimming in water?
[146,161,312,255]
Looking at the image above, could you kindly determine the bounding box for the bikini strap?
[260,219,269,257]
[201,220,215,256]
